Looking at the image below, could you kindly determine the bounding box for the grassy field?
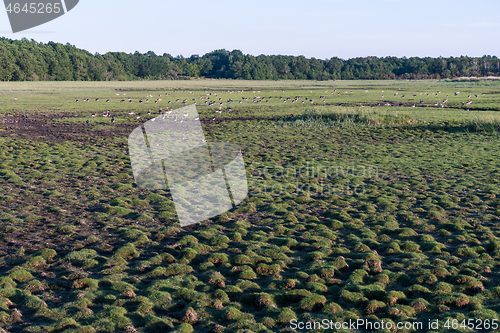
[1,79,500,332]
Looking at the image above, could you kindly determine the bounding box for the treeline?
[1,37,500,81]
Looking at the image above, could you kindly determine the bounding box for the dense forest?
[1,37,499,81]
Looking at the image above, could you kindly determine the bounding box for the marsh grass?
[274,107,416,128]
[2,81,500,332]
[467,115,500,133]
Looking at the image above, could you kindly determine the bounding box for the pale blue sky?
[1,0,499,59]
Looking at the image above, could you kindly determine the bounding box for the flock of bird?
[78,89,489,125]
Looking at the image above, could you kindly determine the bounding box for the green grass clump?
[277,307,297,323]
[299,294,327,311]
[224,306,243,320]
[72,278,99,291]
[164,263,194,277]
[207,253,229,264]
[9,270,34,283]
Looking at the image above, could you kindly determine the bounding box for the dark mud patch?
[0,113,136,143]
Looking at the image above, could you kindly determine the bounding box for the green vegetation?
[1,38,500,81]
[1,79,500,332]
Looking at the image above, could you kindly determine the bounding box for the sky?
[1,0,499,60]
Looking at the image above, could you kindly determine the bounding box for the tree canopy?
[0,37,499,81]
